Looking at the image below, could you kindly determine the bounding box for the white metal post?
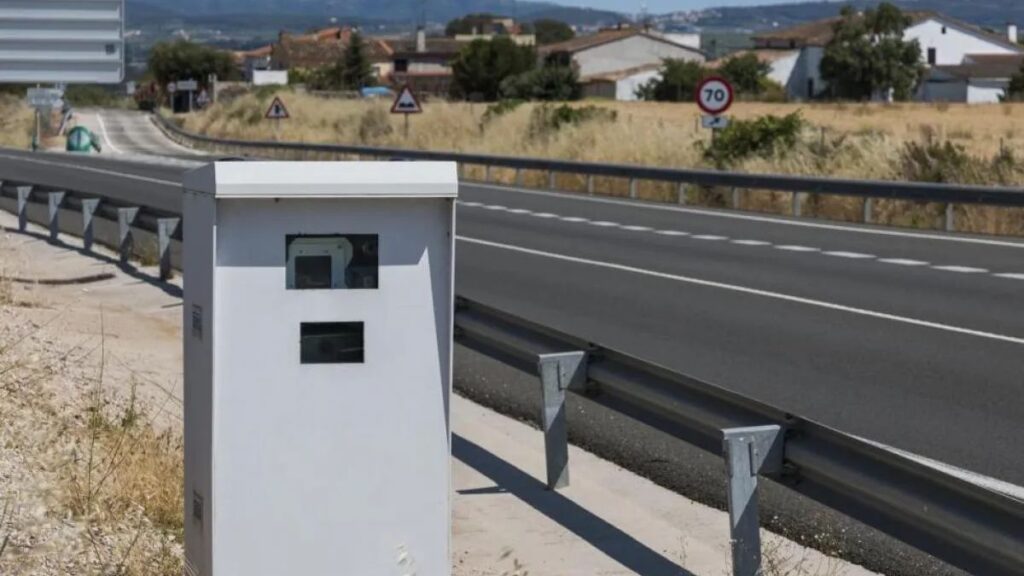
[158,217,180,281]
[81,198,100,252]
[723,425,783,576]
[47,191,65,241]
[537,351,587,490]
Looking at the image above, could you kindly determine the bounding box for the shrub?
[898,140,1020,185]
[528,104,616,138]
[482,99,524,124]
[701,112,804,168]
[358,107,393,141]
[636,59,707,102]
[500,66,581,101]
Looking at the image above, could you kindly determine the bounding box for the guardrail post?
[629,178,637,199]
[732,187,741,210]
[945,204,955,232]
[81,199,100,252]
[158,217,181,281]
[515,168,523,187]
[548,170,556,191]
[723,425,783,576]
[791,192,802,217]
[586,175,594,196]
[677,183,688,205]
[484,165,492,183]
[863,198,873,224]
[15,186,31,232]
[537,351,587,490]
[47,191,65,242]
[117,207,139,264]
[457,163,465,181]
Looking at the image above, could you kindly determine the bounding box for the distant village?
[170,9,1024,105]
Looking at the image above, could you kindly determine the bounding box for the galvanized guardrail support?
[678,183,688,205]
[515,168,523,187]
[945,204,955,232]
[158,217,180,281]
[791,192,802,217]
[15,185,31,232]
[81,199,100,252]
[47,191,65,242]
[863,198,873,224]
[732,187,741,210]
[537,351,588,490]
[484,165,492,183]
[117,207,139,264]
[586,175,594,196]
[548,170,556,191]
[629,178,637,199]
[723,425,784,576]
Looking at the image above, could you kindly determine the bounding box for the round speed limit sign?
[696,77,734,115]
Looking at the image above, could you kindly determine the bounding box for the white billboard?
[0,0,124,84]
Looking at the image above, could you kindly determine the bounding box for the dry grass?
[0,95,36,149]
[182,91,1024,236]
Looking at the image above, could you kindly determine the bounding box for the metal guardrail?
[2,154,1023,575]
[152,113,1024,234]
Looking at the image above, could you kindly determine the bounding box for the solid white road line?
[0,152,178,187]
[460,201,483,207]
[532,212,559,218]
[95,114,124,155]
[655,230,690,236]
[560,216,589,223]
[994,273,1024,280]
[469,182,1024,249]
[508,208,531,214]
[932,265,989,274]
[878,258,930,266]
[824,251,875,259]
[457,235,1024,346]
[622,225,654,231]
[731,239,771,246]
[691,234,728,241]
[589,221,620,227]
[776,245,820,252]
[483,205,508,211]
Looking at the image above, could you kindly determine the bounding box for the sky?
[554,0,810,14]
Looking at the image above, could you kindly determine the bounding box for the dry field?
[0,95,35,149]
[181,91,1024,235]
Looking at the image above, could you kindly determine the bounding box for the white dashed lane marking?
[933,265,989,274]
[456,200,1013,281]
[824,251,875,259]
[776,245,820,252]
[879,258,930,266]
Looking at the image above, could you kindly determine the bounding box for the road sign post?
[696,77,735,142]
[391,86,423,138]
[265,96,290,140]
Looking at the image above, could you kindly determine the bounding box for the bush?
[482,99,524,124]
[451,37,536,101]
[636,59,706,102]
[500,66,581,101]
[358,107,393,142]
[528,104,616,138]
[898,140,1020,185]
[701,112,803,168]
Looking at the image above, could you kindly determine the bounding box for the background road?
[3,110,1022,574]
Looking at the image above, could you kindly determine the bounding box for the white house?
[580,64,662,101]
[748,12,1024,102]
[541,26,705,99]
[921,54,1024,103]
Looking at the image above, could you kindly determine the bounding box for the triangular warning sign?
[390,86,423,114]
[265,96,290,120]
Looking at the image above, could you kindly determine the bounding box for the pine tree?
[342,32,374,90]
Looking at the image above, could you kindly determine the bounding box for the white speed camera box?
[181,162,457,576]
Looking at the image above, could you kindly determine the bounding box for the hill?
[126,0,623,27]
[660,0,1024,31]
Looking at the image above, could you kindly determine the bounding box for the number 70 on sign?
[696,77,734,129]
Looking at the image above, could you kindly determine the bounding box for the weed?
[528,104,617,139]
[357,107,393,142]
[482,99,524,125]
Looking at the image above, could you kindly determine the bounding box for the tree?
[450,37,535,101]
[147,40,239,88]
[636,59,707,102]
[342,32,374,89]
[1004,63,1024,101]
[501,66,581,101]
[446,13,505,36]
[718,53,771,95]
[531,19,574,45]
[820,3,924,101]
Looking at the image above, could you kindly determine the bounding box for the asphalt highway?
[3,111,1022,574]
